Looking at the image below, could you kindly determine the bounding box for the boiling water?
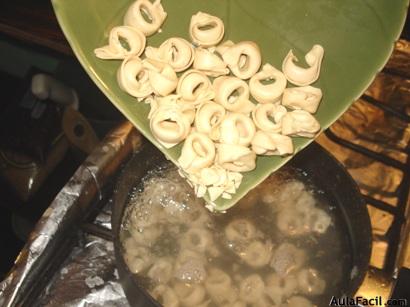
[120,163,350,307]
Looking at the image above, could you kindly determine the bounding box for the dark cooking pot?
[112,142,372,307]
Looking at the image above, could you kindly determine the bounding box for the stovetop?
[1,40,409,306]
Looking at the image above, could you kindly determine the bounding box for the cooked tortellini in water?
[121,164,342,307]
[95,0,325,203]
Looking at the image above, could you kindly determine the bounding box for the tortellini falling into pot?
[95,2,326,204]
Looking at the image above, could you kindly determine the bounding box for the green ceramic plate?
[52,0,408,210]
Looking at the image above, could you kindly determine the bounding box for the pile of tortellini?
[95,0,325,204]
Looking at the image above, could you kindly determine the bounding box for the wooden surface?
[0,0,72,55]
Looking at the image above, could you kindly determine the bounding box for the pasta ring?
[145,37,194,72]
[151,285,179,307]
[94,26,146,60]
[240,241,273,268]
[213,76,255,113]
[193,48,229,77]
[251,131,294,156]
[189,12,225,47]
[174,283,207,306]
[276,208,309,237]
[249,63,287,103]
[297,268,326,295]
[205,268,237,305]
[117,55,152,98]
[124,246,153,274]
[215,40,235,57]
[124,0,167,36]
[217,143,256,172]
[148,95,195,125]
[219,113,256,146]
[222,41,262,79]
[178,132,216,173]
[147,258,174,284]
[143,59,178,96]
[252,103,287,133]
[265,273,298,305]
[194,102,226,140]
[239,274,265,303]
[270,243,306,276]
[177,70,214,103]
[174,249,207,283]
[282,44,324,86]
[281,86,322,114]
[225,219,256,242]
[150,104,191,148]
[281,110,321,138]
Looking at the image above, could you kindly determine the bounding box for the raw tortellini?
[143,59,178,96]
[282,44,324,86]
[217,143,256,172]
[193,48,229,77]
[124,0,167,36]
[177,70,215,103]
[94,26,146,60]
[194,102,226,140]
[150,104,191,148]
[190,11,225,47]
[213,76,255,114]
[281,110,321,138]
[117,55,152,98]
[219,113,256,146]
[282,86,323,114]
[251,131,294,156]
[178,132,216,173]
[95,1,325,204]
[222,41,262,80]
[249,63,287,104]
[145,37,195,72]
[252,103,287,133]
